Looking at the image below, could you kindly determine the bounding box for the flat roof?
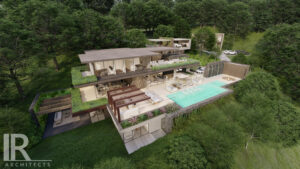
[79,47,178,63]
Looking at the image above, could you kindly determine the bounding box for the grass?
[232,32,264,53]
[71,66,97,86]
[151,58,199,70]
[187,53,218,66]
[71,88,108,113]
[233,142,300,169]
[28,119,128,169]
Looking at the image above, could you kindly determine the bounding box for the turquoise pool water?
[167,80,227,108]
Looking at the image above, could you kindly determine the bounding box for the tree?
[174,1,201,27]
[153,25,174,38]
[0,18,35,98]
[110,2,131,28]
[173,17,191,38]
[17,0,79,70]
[239,92,278,148]
[249,0,272,32]
[194,27,216,51]
[199,0,228,28]
[269,0,299,25]
[231,53,247,64]
[255,23,300,101]
[75,9,125,49]
[165,136,210,169]
[234,71,282,101]
[83,0,115,14]
[144,0,175,31]
[125,29,147,48]
[94,157,135,169]
[272,100,300,146]
[223,2,253,37]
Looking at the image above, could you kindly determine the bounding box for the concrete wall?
[223,62,250,79]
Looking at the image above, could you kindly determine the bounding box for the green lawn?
[232,32,264,53]
[233,142,300,169]
[29,119,128,169]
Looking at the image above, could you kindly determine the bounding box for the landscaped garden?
[151,58,199,70]
[71,88,108,113]
[71,66,97,86]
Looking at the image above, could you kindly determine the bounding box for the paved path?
[219,52,231,61]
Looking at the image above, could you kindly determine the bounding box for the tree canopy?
[255,23,300,102]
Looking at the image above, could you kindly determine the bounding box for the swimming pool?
[167,80,228,108]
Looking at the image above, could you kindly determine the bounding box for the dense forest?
[0,0,299,169]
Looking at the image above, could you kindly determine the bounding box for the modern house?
[148,38,191,50]
[30,38,250,154]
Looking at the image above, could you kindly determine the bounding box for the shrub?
[234,71,282,101]
[121,120,132,128]
[0,107,43,153]
[125,29,147,48]
[231,53,248,64]
[165,104,180,114]
[138,114,148,122]
[94,157,135,169]
[153,109,162,116]
[165,135,210,169]
[153,25,174,38]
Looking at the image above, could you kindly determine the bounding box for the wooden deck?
[37,95,72,115]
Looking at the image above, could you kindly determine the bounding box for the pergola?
[107,85,150,122]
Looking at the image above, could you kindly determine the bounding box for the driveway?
[219,52,231,61]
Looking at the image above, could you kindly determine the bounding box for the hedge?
[71,88,108,113]
[71,66,97,86]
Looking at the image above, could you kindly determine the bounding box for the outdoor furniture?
[54,111,62,124]
[145,91,163,104]
[116,69,124,74]
[135,64,144,71]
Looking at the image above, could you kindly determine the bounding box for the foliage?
[272,100,300,146]
[83,0,115,14]
[33,88,71,113]
[165,135,210,169]
[249,0,272,32]
[151,58,199,70]
[29,120,127,169]
[121,110,162,128]
[71,88,108,113]
[232,32,264,53]
[255,23,300,102]
[0,107,42,153]
[0,17,35,98]
[124,29,147,48]
[199,0,228,28]
[173,17,191,38]
[153,25,174,38]
[71,66,97,86]
[165,104,180,114]
[222,2,253,37]
[188,53,218,66]
[194,27,216,51]
[234,71,282,101]
[94,157,135,169]
[231,53,248,64]
[238,92,278,141]
[74,9,124,50]
[174,1,201,27]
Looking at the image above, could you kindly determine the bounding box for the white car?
[195,67,205,74]
[174,43,182,48]
[224,50,237,55]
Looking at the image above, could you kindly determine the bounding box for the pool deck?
[117,73,240,119]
